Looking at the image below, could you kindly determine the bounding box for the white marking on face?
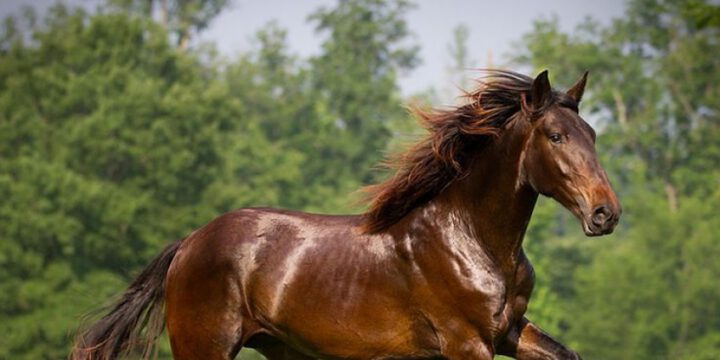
[516,132,533,191]
[556,156,571,176]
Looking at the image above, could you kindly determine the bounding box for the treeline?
[0,0,718,359]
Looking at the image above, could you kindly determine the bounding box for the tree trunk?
[664,181,678,213]
[146,0,154,18]
[611,88,628,131]
[178,30,190,50]
[160,0,168,28]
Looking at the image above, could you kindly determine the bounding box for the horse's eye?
[549,133,563,143]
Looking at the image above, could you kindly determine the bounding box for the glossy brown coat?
[72,70,620,360]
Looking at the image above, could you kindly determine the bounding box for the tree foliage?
[0,0,717,359]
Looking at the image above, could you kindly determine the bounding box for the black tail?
[71,240,181,360]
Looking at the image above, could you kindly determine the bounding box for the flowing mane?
[361,70,538,233]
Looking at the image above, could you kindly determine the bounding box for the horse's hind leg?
[164,244,247,359]
[167,322,240,360]
[165,294,245,360]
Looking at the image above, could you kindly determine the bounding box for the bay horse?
[72,70,620,360]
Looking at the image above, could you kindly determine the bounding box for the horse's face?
[522,71,621,236]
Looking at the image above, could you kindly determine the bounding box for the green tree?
[0,4,245,357]
[309,0,420,188]
[218,22,334,212]
[108,0,231,48]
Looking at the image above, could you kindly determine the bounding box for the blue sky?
[2,0,627,98]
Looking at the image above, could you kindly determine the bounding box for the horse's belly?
[253,281,439,358]
[276,312,441,359]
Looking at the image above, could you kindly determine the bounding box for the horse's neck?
[424,126,538,270]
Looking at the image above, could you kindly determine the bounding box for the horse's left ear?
[567,71,589,103]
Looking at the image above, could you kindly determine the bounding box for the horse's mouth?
[581,216,618,237]
[583,223,610,236]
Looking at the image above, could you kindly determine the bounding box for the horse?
[72,70,621,360]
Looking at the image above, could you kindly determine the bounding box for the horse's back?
[169,207,360,277]
[166,207,362,306]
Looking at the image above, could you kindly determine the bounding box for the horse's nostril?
[591,205,611,226]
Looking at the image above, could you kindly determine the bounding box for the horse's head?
[521,70,621,236]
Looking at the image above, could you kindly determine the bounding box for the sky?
[200,0,626,98]
[2,0,627,98]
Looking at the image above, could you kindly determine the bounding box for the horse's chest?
[454,268,508,322]
[432,249,528,339]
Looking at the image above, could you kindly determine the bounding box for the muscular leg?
[497,317,581,360]
[165,242,246,359]
[166,296,245,360]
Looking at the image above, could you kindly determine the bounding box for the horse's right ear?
[567,71,589,103]
[522,70,552,117]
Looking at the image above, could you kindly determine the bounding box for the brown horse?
[72,70,620,360]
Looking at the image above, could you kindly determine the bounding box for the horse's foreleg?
[497,317,582,360]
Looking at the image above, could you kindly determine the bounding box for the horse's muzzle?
[583,204,620,236]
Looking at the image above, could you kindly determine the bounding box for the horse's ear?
[532,70,552,109]
[567,71,589,103]
[522,70,552,116]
